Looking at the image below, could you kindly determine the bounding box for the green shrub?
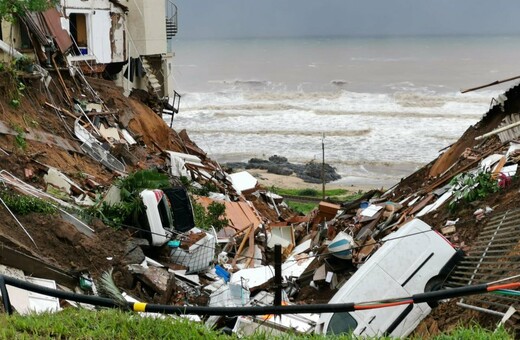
[88,170,170,228]
[0,192,57,215]
[449,170,499,211]
[192,199,229,231]
[297,188,319,197]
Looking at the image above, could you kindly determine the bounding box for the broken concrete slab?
[230,266,274,288]
[229,171,258,195]
[122,240,146,265]
[267,224,295,252]
[416,190,453,217]
[43,167,83,195]
[441,226,456,235]
[360,204,383,217]
[0,121,82,153]
[99,124,121,142]
[139,266,170,294]
[282,253,315,280]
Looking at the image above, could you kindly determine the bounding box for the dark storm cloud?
[174,0,520,38]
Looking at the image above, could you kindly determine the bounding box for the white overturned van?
[315,218,462,337]
[138,188,195,246]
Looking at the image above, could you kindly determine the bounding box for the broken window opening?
[69,13,88,55]
[19,22,33,50]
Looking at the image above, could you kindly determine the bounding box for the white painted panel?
[26,277,60,314]
[91,10,111,63]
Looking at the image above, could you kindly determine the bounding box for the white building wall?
[127,0,166,56]
[61,0,110,10]
[162,53,175,98]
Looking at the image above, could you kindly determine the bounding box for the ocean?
[166,35,520,188]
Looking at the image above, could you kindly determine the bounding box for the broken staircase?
[141,57,162,97]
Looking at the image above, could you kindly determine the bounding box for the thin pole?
[274,244,282,307]
[322,133,325,200]
[461,75,520,93]
[0,276,12,315]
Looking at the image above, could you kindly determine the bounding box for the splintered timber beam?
[461,75,520,94]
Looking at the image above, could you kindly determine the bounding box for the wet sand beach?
[249,169,377,193]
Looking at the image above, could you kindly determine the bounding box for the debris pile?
[0,6,520,336]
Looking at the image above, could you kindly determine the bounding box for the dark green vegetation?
[192,199,229,231]
[271,187,364,215]
[448,170,500,212]
[286,201,317,215]
[0,190,57,215]
[86,169,170,227]
[0,308,512,339]
[271,187,362,201]
[0,0,58,21]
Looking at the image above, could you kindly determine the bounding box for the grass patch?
[0,308,512,339]
[271,187,349,197]
[0,308,228,339]
[286,201,317,215]
[271,187,364,203]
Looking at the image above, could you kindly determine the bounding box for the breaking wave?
[312,110,481,120]
[172,87,496,188]
[182,89,492,117]
[184,128,372,138]
[207,79,274,88]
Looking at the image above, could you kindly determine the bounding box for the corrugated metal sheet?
[497,113,520,143]
[42,8,73,53]
[446,209,520,329]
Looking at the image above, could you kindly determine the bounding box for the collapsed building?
[0,2,519,338]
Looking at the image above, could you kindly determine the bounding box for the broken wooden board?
[0,121,82,153]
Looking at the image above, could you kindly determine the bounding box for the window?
[327,312,358,335]
[69,13,88,55]
[19,23,32,49]
[157,195,173,231]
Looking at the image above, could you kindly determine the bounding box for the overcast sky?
[174,0,520,39]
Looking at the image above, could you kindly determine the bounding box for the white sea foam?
[174,88,492,179]
[169,36,520,187]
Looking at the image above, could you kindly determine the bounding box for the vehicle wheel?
[424,276,445,308]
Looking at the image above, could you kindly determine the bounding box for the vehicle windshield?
[157,195,173,230]
[327,312,358,335]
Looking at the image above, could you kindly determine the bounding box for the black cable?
[0,274,507,317]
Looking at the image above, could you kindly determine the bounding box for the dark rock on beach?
[225,155,341,184]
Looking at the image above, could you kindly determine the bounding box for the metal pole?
[274,244,282,307]
[322,133,325,200]
[0,276,13,315]
[461,75,520,93]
